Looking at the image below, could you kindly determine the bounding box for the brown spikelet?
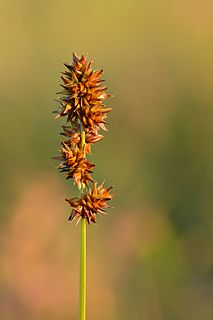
[61,125,103,154]
[65,182,113,223]
[54,52,112,131]
[53,142,94,189]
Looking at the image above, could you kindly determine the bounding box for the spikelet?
[54,52,111,130]
[53,141,94,189]
[65,182,113,224]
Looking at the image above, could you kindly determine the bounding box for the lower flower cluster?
[66,182,113,223]
[53,53,113,224]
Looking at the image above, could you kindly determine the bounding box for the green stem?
[80,129,85,150]
[79,126,86,320]
[79,218,86,320]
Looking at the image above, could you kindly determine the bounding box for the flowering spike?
[53,52,113,224]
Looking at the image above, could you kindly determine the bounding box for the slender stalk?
[79,218,86,320]
[79,127,86,320]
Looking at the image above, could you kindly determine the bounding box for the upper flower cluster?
[53,53,113,224]
[54,52,111,130]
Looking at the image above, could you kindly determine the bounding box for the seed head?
[65,182,113,224]
[53,141,94,189]
[53,53,113,224]
[54,52,111,130]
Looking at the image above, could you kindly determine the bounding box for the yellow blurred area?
[0,0,213,319]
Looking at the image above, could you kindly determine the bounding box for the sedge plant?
[53,52,113,320]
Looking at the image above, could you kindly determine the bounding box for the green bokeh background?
[0,0,213,319]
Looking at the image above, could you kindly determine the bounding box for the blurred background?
[0,0,213,319]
